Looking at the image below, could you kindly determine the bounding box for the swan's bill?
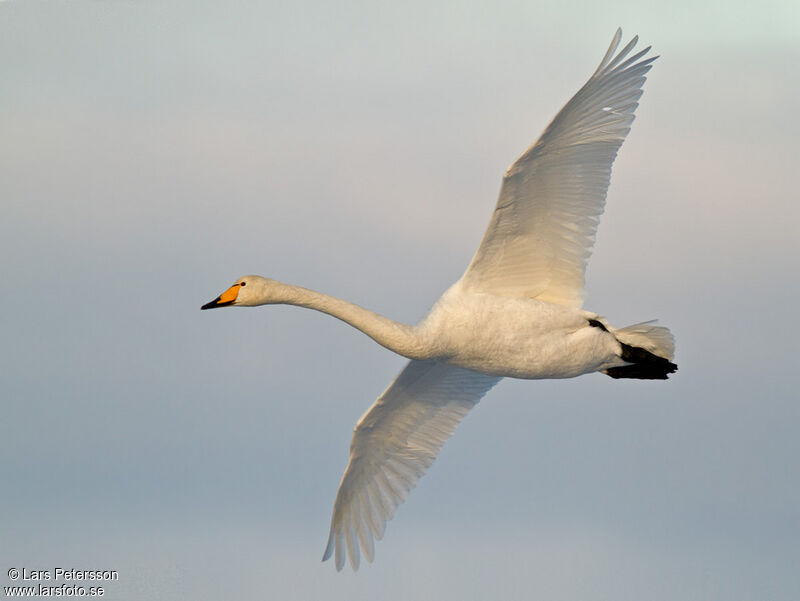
[201,283,241,310]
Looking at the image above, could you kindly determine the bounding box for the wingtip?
[321,536,346,571]
[322,529,335,563]
[596,28,624,74]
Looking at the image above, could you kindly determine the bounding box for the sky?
[2,0,799,599]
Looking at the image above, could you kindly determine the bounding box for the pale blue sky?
[2,1,798,599]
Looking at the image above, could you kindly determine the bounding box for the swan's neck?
[267,282,428,360]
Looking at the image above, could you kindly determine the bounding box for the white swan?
[201,29,676,571]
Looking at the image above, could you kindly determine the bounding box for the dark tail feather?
[604,342,678,380]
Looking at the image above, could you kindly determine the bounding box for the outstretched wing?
[322,360,501,571]
[460,29,657,307]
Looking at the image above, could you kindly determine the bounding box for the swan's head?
[201,275,278,310]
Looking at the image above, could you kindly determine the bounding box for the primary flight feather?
[202,29,676,571]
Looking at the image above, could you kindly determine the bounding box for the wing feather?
[460,29,656,307]
[322,360,501,570]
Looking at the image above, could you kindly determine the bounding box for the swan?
[201,29,676,571]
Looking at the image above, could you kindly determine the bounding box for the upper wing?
[322,360,501,571]
[460,29,657,307]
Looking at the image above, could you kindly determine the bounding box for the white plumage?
[202,29,676,571]
[323,361,500,570]
[462,30,656,307]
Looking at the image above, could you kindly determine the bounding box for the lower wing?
[322,360,501,570]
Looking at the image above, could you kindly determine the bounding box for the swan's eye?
[240,282,246,287]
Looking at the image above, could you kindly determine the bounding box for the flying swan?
[201,29,676,571]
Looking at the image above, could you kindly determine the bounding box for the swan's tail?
[604,321,678,380]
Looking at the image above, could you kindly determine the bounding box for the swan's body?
[202,30,676,571]
[417,284,623,378]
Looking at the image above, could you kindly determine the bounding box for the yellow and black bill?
[201,283,241,310]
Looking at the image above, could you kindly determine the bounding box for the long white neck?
[263,281,428,360]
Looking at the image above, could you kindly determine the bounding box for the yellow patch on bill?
[218,284,241,304]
